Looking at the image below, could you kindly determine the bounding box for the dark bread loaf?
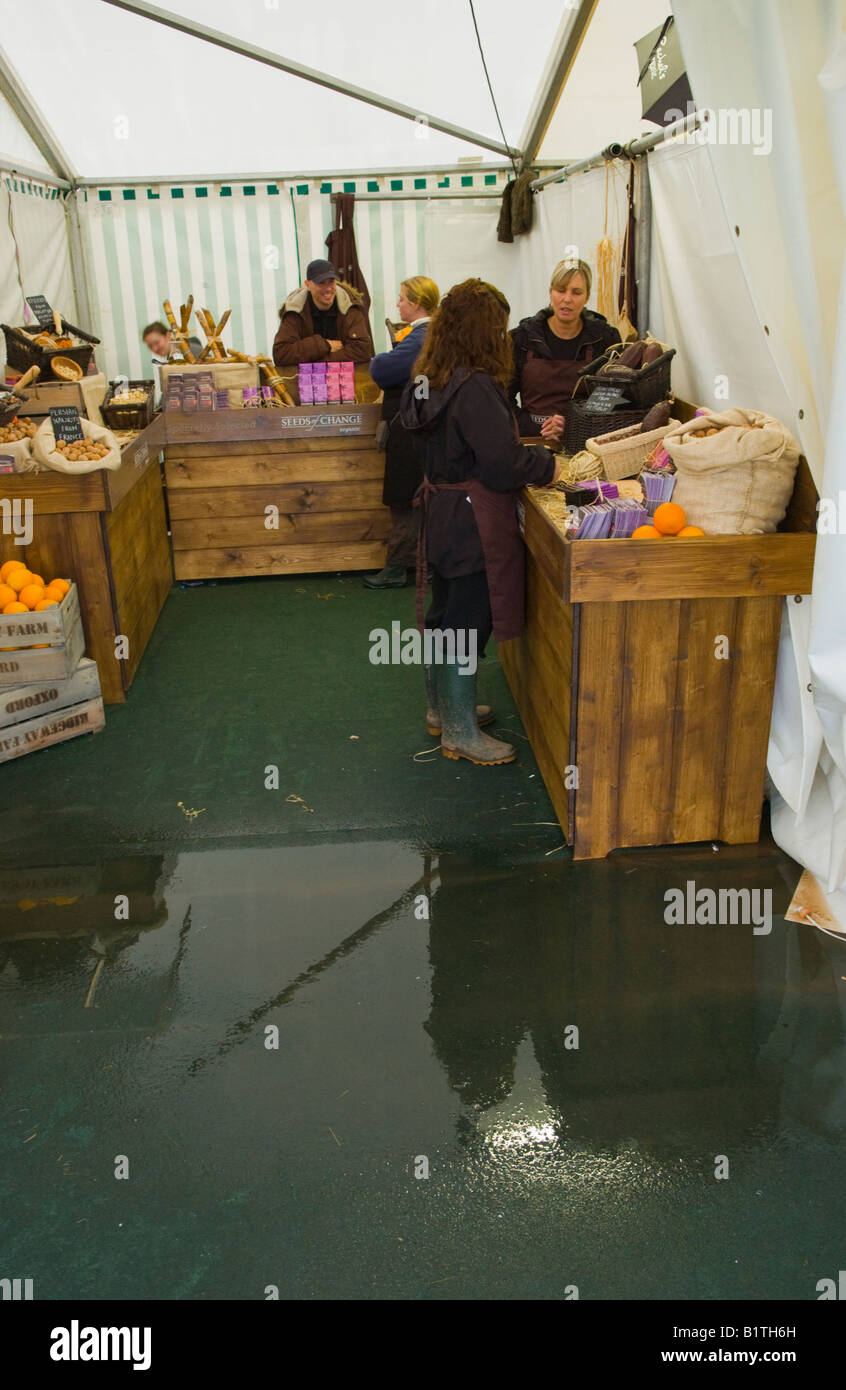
[640,400,672,432]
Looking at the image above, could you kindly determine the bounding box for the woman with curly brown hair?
[401,279,562,766]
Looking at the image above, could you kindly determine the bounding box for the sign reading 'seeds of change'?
[25,295,54,328]
[49,406,84,443]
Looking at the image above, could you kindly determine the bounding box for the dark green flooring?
[1,575,844,1301]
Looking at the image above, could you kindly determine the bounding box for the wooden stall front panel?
[164,435,390,580]
[503,475,817,860]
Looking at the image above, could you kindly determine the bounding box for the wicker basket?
[100,379,155,431]
[577,347,676,410]
[564,400,646,456]
[2,320,99,378]
[0,393,25,427]
[586,417,681,481]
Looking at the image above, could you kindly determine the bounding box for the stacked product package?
[165,371,215,412]
[298,361,355,404]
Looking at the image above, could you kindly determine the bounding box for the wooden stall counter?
[0,417,172,704]
[162,368,390,580]
[501,451,818,860]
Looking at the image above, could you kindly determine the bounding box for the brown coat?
[272,282,373,366]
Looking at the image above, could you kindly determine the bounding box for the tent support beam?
[331,191,501,203]
[0,47,76,184]
[530,110,703,190]
[76,161,563,189]
[65,191,94,332]
[0,155,70,190]
[100,0,518,159]
[517,0,598,170]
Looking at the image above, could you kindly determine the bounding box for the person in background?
[273,259,373,366]
[509,258,621,444]
[143,320,203,364]
[364,275,440,590]
[401,279,563,767]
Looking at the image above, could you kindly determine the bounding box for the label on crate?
[134,442,150,470]
[49,405,84,442]
[25,294,54,327]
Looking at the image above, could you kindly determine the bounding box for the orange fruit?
[43,585,65,603]
[678,525,705,537]
[7,569,32,593]
[0,583,16,608]
[27,573,45,588]
[632,524,662,538]
[48,577,70,597]
[34,599,58,610]
[2,601,28,614]
[0,559,27,583]
[653,502,686,536]
[19,584,45,609]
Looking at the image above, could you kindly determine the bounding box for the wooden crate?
[0,695,104,763]
[0,656,100,728]
[501,456,817,859]
[0,418,172,702]
[0,584,85,686]
[163,423,390,580]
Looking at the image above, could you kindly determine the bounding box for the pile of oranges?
[632,502,704,539]
[0,559,71,615]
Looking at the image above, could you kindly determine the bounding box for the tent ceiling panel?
[539,0,671,161]
[0,87,54,176]
[5,0,570,179]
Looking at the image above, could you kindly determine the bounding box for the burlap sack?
[33,416,122,473]
[662,408,800,534]
[0,433,35,469]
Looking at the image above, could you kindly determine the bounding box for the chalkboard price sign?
[585,384,632,414]
[49,405,84,443]
[26,295,54,328]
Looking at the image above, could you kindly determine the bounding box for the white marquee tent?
[0,0,844,919]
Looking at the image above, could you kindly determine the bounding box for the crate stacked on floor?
[0,584,105,762]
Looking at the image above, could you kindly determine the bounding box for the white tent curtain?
[0,176,77,332]
[672,0,846,914]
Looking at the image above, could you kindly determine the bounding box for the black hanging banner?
[26,294,54,328]
[49,405,84,442]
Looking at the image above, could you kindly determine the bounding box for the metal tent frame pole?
[517,0,598,170]
[529,110,703,191]
[100,0,517,159]
[0,47,76,184]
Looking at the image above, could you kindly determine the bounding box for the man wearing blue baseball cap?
[273,259,373,366]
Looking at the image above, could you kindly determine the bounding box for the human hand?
[540,413,565,442]
[326,339,343,353]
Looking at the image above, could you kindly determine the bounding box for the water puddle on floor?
[1,837,845,1299]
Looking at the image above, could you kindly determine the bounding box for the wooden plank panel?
[719,596,783,843]
[172,540,387,580]
[521,491,568,597]
[162,406,381,445]
[0,513,73,590]
[567,533,816,602]
[170,509,391,551]
[616,599,682,848]
[63,512,124,704]
[779,456,818,535]
[500,633,573,841]
[119,559,172,688]
[572,602,626,859]
[0,470,106,514]
[164,451,385,488]
[105,459,172,602]
[166,480,386,520]
[166,434,378,459]
[668,598,738,843]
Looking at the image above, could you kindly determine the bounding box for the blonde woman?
[509,258,621,444]
[364,276,440,590]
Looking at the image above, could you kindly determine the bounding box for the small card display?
[585,384,632,414]
[49,405,84,443]
[25,294,54,328]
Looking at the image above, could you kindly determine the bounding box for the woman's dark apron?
[415,477,525,642]
[519,345,597,434]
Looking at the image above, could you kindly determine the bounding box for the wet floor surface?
[1,578,844,1300]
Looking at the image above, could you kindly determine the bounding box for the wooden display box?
[0,695,104,763]
[161,373,389,579]
[0,418,172,703]
[501,455,817,860]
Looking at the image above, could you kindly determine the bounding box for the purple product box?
[299,388,314,403]
[299,362,314,374]
[312,385,328,404]
[340,386,355,402]
[311,363,327,377]
[215,392,229,409]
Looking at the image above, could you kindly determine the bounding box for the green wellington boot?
[435,664,515,765]
[424,664,494,737]
[363,565,407,589]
